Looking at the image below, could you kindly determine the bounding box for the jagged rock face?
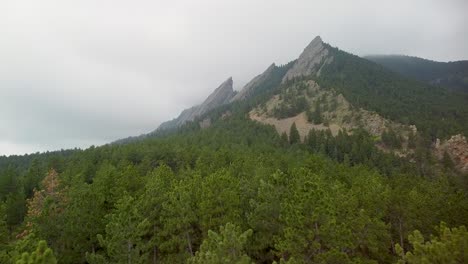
[231,63,276,102]
[435,134,468,173]
[194,77,235,116]
[157,77,236,131]
[282,36,330,82]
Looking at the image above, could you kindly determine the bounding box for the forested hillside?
[365,55,468,93]
[1,117,467,263]
[1,36,468,263]
[317,46,468,140]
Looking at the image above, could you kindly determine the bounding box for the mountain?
[2,35,468,264]
[282,36,331,81]
[229,37,468,140]
[230,63,276,101]
[157,77,236,131]
[119,35,468,169]
[365,54,468,93]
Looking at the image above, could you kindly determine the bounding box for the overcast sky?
[1,0,467,156]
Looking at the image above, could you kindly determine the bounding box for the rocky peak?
[231,63,276,102]
[196,77,235,114]
[282,36,330,82]
[156,77,236,131]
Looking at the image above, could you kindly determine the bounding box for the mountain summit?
[282,36,330,82]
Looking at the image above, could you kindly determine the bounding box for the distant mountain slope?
[317,46,468,139]
[157,77,236,131]
[365,55,468,93]
[122,36,468,144]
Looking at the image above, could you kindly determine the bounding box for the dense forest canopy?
[1,116,467,263]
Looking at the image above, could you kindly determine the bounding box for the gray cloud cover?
[1,0,467,155]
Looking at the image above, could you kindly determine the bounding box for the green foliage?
[276,168,390,263]
[289,123,300,144]
[381,129,402,149]
[1,38,468,264]
[318,45,468,139]
[274,96,308,119]
[442,151,454,169]
[366,55,468,93]
[307,103,323,124]
[396,222,468,263]
[0,203,9,263]
[16,240,57,264]
[87,195,149,264]
[0,117,466,263]
[188,223,253,264]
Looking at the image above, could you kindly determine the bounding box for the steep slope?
[241,36,468,169]
[365,55,468,93]
[157,77,236,131]
[250,80,413,142]
[317,46,468,139]
[231,63,276,101]
[282,36,331,82]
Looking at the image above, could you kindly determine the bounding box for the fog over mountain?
[1,0,467,155]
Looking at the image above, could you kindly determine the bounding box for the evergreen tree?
[289,123,300,144]
[188,223,253,264]
[138,164,176,264]
[280,132,289,146]
[442,151,454,169]
[396,222,468,264]
[88,195,150,264]
[16,240,57,264]
[0,203,9,263]
[310,103,323,124]
[158,176,199,263]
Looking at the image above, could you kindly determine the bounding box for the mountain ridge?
[156,77,236,131]
[365,54,468,93]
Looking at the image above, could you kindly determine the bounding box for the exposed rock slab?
[435,134,468,173]
[157,77,236,131]
[231,63,276,102]
[282,36,330,82]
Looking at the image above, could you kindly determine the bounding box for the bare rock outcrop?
[282,36,330,82]
[157,77,236,131]
[231,63,276,102]
[435,134,468,173]
[194,77,235,116]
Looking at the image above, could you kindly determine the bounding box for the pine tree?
[311,104,323,124]
[307,129,317,150]
[442,151,454,169]
[138,164,176,264]
[88,195,150,264]
[158,177,198,262]
[16,240,57,264]
[188,223,253,264]
[396,222,468,264]
[0,203,9,263]
[280,132,289,146]
[289,123,300,144]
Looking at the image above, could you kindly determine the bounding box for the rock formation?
[231,63,276,102]
[157,77,236,131]
[435,134,468,173]
[282,36,330,82]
